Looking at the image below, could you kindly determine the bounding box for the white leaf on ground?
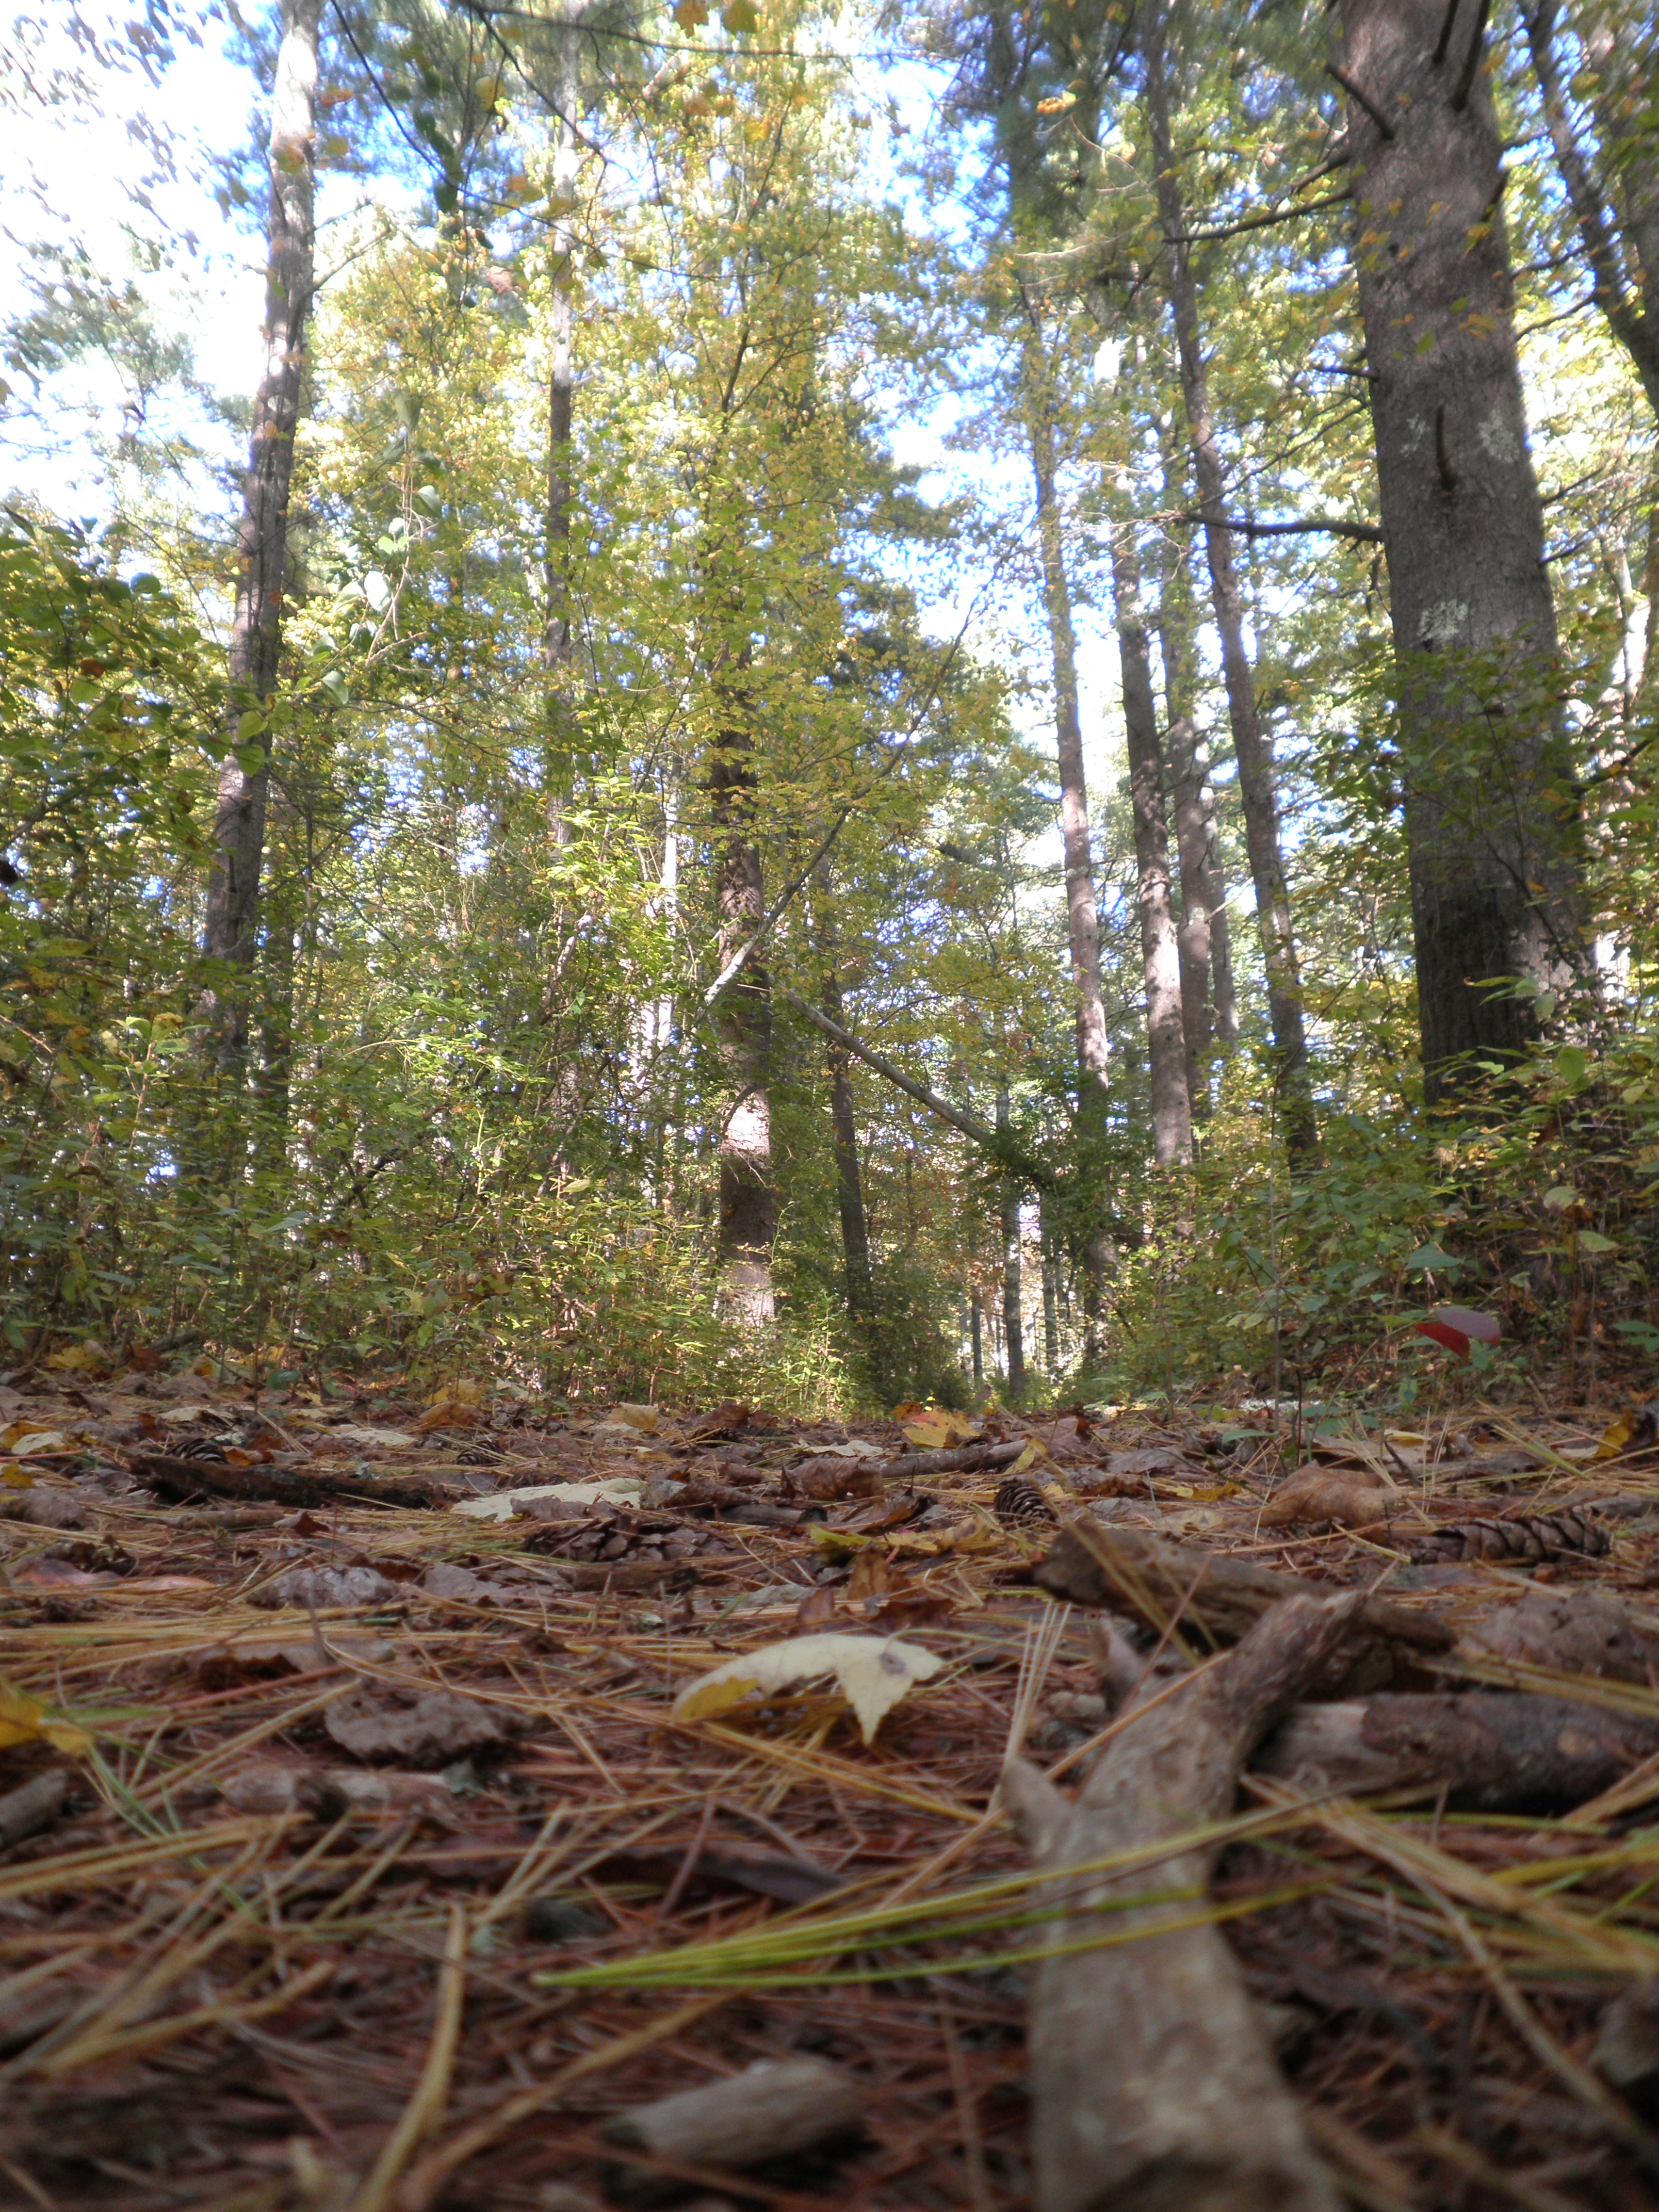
[672,1632,943,1745]
[450,1478,642,1521]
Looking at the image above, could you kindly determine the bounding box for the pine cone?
[1411,1504,1608,1566]
[994,1473,1055,1530]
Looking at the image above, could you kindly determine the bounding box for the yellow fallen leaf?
[45,1340,109,1374]
[0,1423,67,1453]
[610,1403,661,1435]
[809,1525,871,1558]
[900,1406,981,1451]
[425,1377,483,1409]
[672,1633,943,1746]
[0,1679,92,1757]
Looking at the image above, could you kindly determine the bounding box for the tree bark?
[711,720,775,1327]
[1337,0,1586,1102]
[1143,7,1315,1162]
[1022,317,1113,1341]
[998,1084,1026,1400]
[1111,507,1193,1168]
[1520,1,1659,423]
[201,0,322,1052]
[1257,1691,1659,1811]
[544,13,581,845]
[812,885,873,1323]
[1003,1595,1355,2212]
[1040,1193,1060,1376]
[1154,462,1237,1113]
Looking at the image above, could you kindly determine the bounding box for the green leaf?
[721,0,758,28]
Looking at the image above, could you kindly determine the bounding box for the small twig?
[1326,62,1394,140]
[1451,0,1494,110]
[1433,0,1462,66]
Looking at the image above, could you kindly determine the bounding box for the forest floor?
[2,1359,1659,2211]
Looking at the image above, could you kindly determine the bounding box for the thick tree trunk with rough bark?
[710,725,775,1326]
[202,0,321,1049]
[1022,323,1112,1338]
[1143,7,1316,1161]
[1111,514,1192,1167]
[1338,0,1585,1102]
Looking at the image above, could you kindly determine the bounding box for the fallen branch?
[1258,1692,1659,1809]
[128,1452,445,1512]
[1003,1593,1358,2212]
[1033,1515,1453,1654]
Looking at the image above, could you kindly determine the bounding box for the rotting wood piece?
[128,1451,445,1512]
[1257,1691,1659,1809]
[1003,1592,1359,2212]
[0,1768,74,1850]
[599,2055,864,2205]
[1033,1514,1453,1653]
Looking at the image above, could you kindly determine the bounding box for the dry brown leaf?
[254,1563,405,1610]
[323,1683,518,1765]
[1259,1466,1398,1530]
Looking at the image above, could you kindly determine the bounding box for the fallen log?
[1033,1514,1453,1654]
[1256,1691,1659,1809]
[1002,1592,1358,2212]
[600,2055,863,2205]
[128,1452,444,1512]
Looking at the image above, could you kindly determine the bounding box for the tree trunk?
[710,722,775,1327]
[1153,468,1238,1112]
[1337,0,1586,1102]
[1520,1,1659,424]
[1021,319,1113,1341]
[970,1284,984,1387]
[814,893,874,1323]
[998,1085,1026,1400]
[1040,1194,1060,1377]
[544,15,581,845]
[1111,508,1193,1168]
[1143,7,1315,1162]
[201,0,322,1053]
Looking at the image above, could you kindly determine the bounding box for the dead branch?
[1003,1593,1360,2212]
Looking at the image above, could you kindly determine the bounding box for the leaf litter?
[3,1360,1659,2205]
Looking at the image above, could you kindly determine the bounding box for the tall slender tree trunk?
[544,13,582,845]
[1040,1195,1060,1377]
[1520,1,1659,423]
[1021,317,1113,1339]
[1155,485,1237,1116]
[1143,4,1316,1162]
[1110,506,1193,1168]
[811,877,874,1323]
[710,719,775,1326]
[202,0,322,1054]
[971,1285,984,1387]
[1337,0,1585,1101]
[998,1085,1026,1400]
